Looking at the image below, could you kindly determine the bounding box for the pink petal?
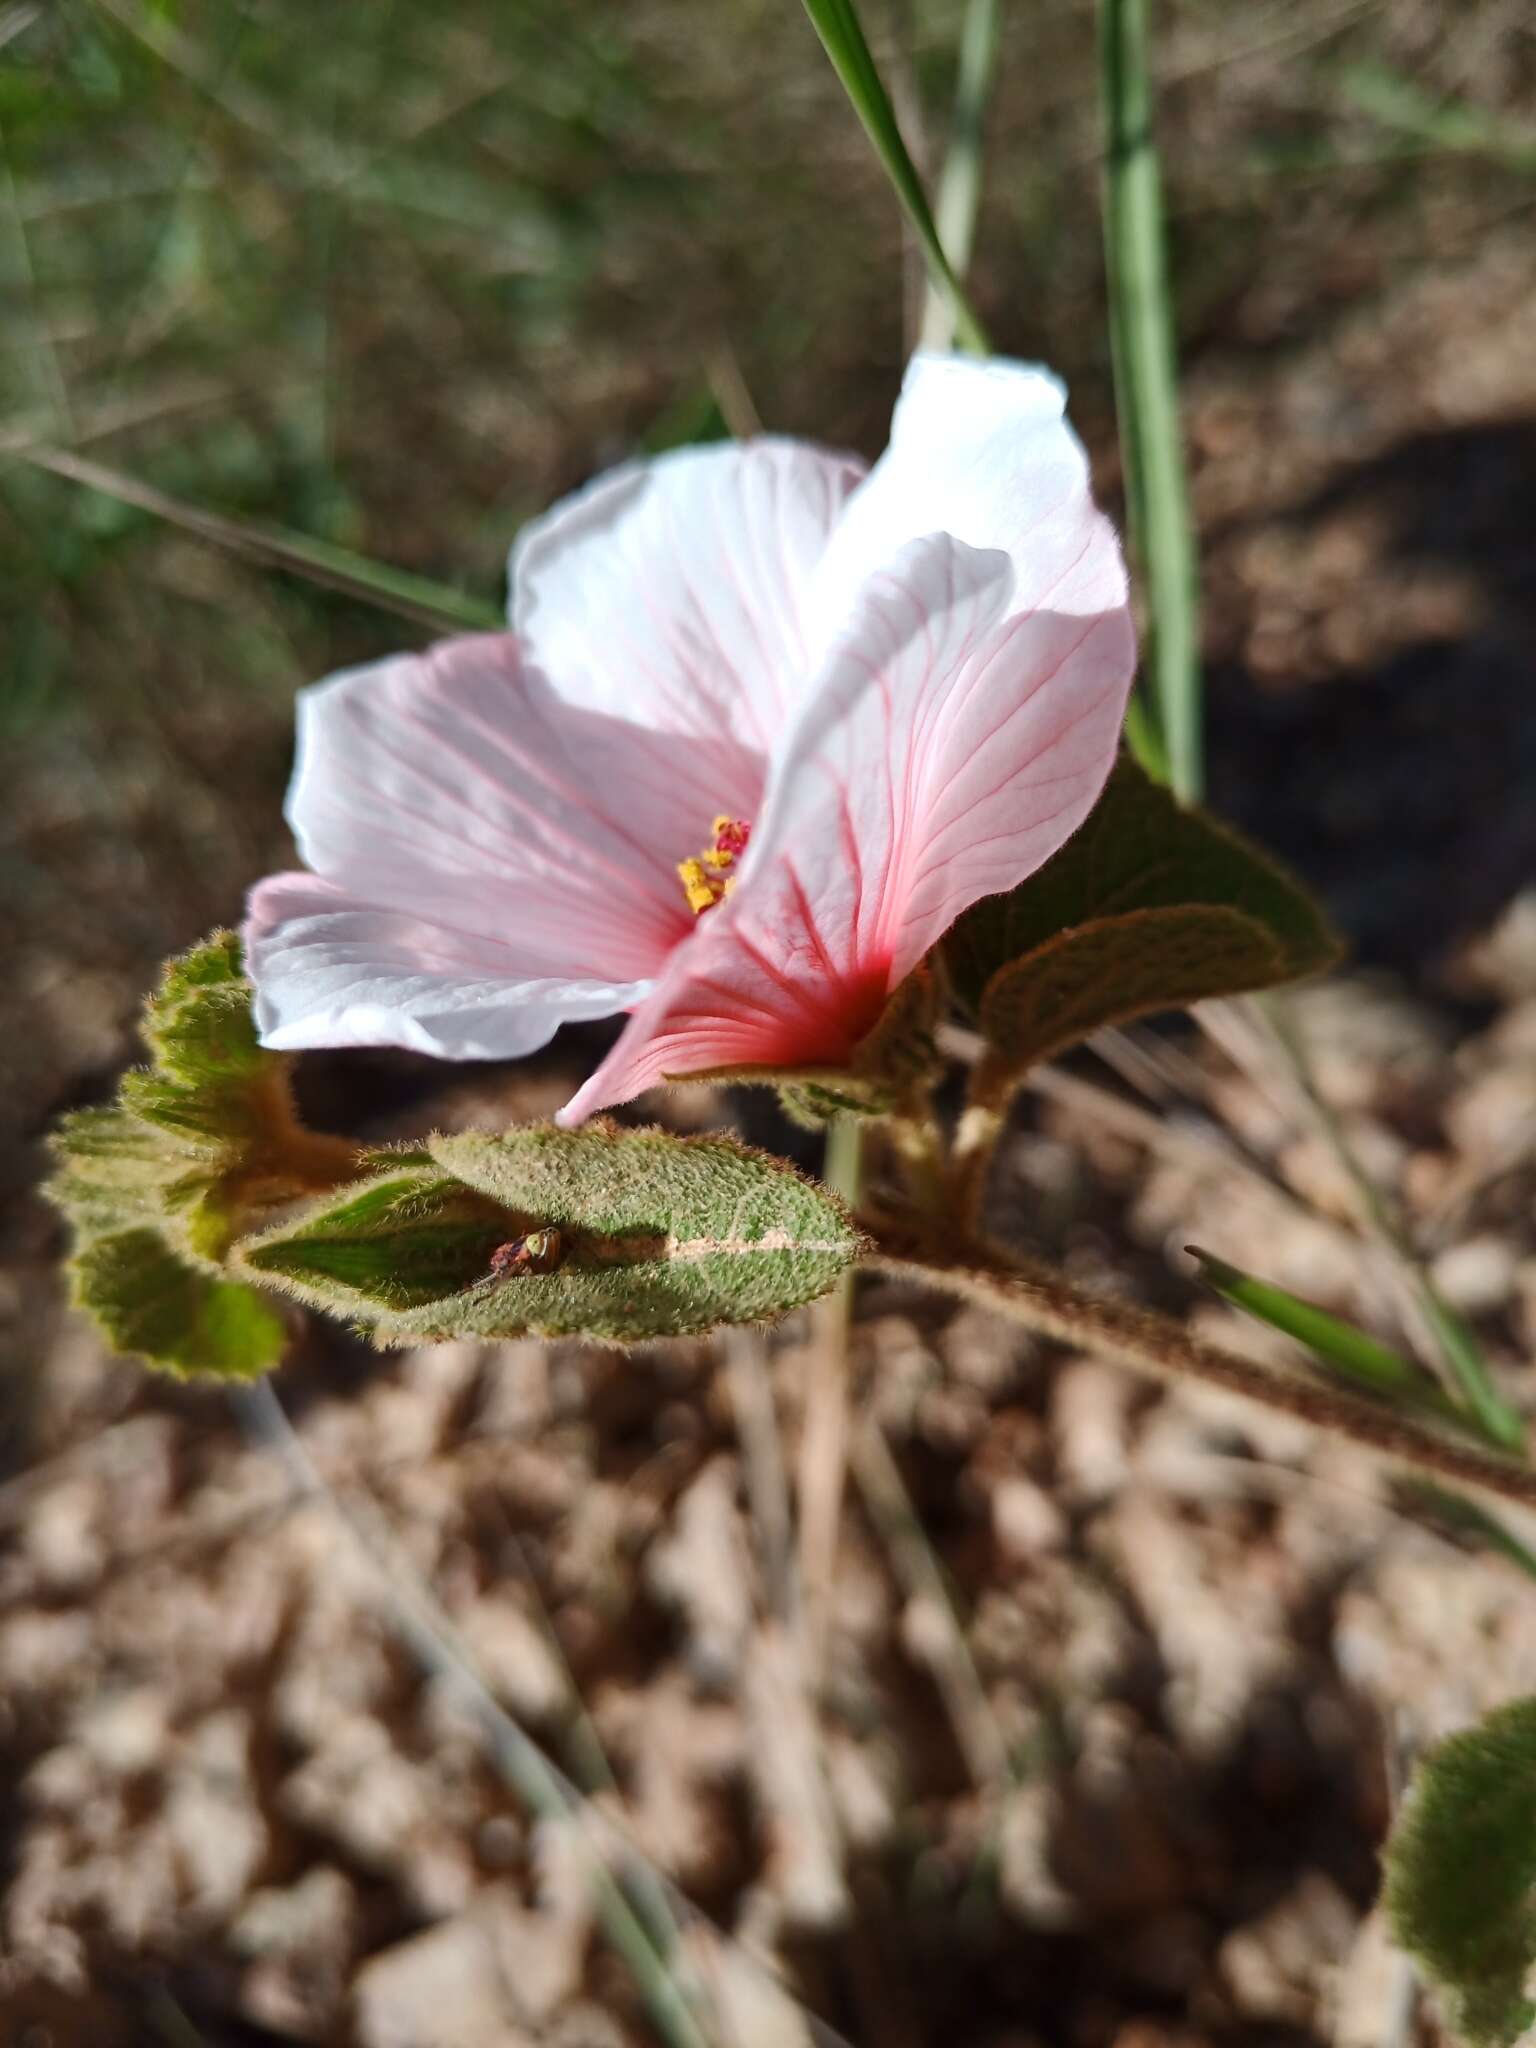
[559,534,1134,1123]
[287,633,760,984]
[556,891,894,1127]
[809,353,1127,653]
[249,633,772,1058]
[510,439,865,758]
[246,874,651,1060]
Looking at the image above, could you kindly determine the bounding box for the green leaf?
[237,1123,866,1344]
[144,928,261,1064]
[48,1105,202,1239]
[1384,1695,1536,2046]
[49,934,360,1273]
[72,1227,287,1381]
[46,934,365,1377]
[238,1168,515,1313]
[126,933,281,1150]
[944,755,1341,1097]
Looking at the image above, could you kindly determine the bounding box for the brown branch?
[869,1223,1536,1518]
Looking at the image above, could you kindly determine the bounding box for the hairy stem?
[948,1100,1006,1233]
[885,1109,951,1216]
[871,1224,1536,1517]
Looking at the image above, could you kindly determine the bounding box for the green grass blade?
[9,445,502,633]
[235,1382,714,2048]
[1098,0,1202,799]
[801,0,990,355]
[1418,1284,1528,1456]
[1257,993,1527,1456]
[919,0,1001,350]
[0,111,76,439]
[1188,1245,1477,1435]
[1401,1482,1536,1586]
[1343,62,1536,175]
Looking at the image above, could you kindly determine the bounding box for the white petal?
[246,874,649,1061]
[286,633,750,986]
[810,353,1127,652]
[510,438,864,757]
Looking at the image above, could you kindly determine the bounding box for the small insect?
[488,1228,565,1279]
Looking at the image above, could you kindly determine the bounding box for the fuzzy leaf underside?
[236,1125,865,1343]
[73,1227,287,1381]
[973,901,1297,1095]
[943,754,1340,1092]
[1383,1694,1536,2046]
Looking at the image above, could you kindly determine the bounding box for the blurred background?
[3,2,1536,2042]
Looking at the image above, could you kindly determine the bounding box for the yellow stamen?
[677,857,720,916]
[677,813,753,916]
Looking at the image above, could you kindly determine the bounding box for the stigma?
[678,814,752,916]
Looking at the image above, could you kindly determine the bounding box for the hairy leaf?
[1384,1695,1536,2046]
[49,1105,207,1239]
[48,933,358,1275]
[127,932,290,1151]
[943,755,1340,1097]
[47,934,365,1377]
[238,1169,515,1312]
[73,1227,287,1381]
[976,901,1289,1091]
[236,1123,866,1343]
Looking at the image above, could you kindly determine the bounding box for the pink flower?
[244,353,1136,1125]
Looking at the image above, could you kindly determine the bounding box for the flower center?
[677,814,752,917]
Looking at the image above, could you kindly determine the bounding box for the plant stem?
[824,1109,866,1218]
[1099,0,1202,799]
[871,1225,1536,1517]
[799,1114,865,1673]
[885,1108,950,1216]
[948,1100,1006,1233]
